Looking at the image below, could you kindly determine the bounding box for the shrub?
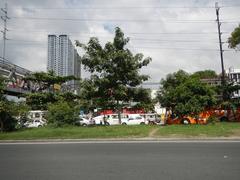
[0,101,17,132]
[207,115,219,125]
[47,101,78,127]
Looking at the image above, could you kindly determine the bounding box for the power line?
[8,5,240,10]
[133,46,228,51]
[130,38,219,43]
[8,6,216,10]
[4,39,227,50]
[10,16,217,23]
[7,38,220,44]
[8,29,226,35]
[5,41,235,53]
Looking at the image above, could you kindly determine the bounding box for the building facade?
[226,67,240,99]
[47,35,81,93]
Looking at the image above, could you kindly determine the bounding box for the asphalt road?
[0,141,240,180]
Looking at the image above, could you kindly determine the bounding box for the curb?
[1,137,240,144]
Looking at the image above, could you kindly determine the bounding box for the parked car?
[121,114,146,125]
[78,117,95,126]
[24,119,46,128]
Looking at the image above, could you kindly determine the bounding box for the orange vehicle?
[165,107,240,125]
[165,114,207,125]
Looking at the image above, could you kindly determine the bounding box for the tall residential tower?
[47,35,81,92]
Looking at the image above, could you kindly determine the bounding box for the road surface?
[0,141,239,180]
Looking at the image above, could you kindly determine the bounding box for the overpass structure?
[0,57,32,96]
[0,57,79,96]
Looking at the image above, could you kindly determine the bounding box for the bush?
[47,101,78,127]
[207,115,219,125]
[0,101,17,132]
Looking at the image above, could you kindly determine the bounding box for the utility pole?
[1,3,9,62]
[215,2,226,100]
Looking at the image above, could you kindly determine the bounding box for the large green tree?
[158,70,217,118]
[76,27,151,122]
[228,24,240,50]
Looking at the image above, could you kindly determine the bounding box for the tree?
[1,76,14,131]
[0,100,18,132]
[25,71,79,110]
[191,70,218,79]
[24,70,78,92]
[158,70,217,118]
[228,24,240,50]
[0,76,6,99]
[47,101,78,127]
[76,27,151,123]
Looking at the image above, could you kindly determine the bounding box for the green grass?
[0,123,240,140]
[156,122,240,137]
[0,125,155,140]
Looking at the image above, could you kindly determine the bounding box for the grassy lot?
[0,125,155,140]
[0,123,240,140]
[156,122,240,137]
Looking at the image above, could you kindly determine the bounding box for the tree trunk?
[163,108,169,125]
[231,104,237,122]
[117,100,122,124]
[0,120,4,132]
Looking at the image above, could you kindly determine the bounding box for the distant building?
[226,67,240,99]
[200,78,222,86]
[47,35,81,93]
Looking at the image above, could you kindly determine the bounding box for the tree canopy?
[191,70,218,79]
[158,70,217,117]
[228,24,240,50]
[24,70,78,92]
[76,27,152,115]
[25,71,79,110]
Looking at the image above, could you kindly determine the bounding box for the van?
[140,113,161,125]
[105,114,129,125]
[28,110,47,122]
[121,114,146,125]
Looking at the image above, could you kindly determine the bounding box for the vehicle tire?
[82,123,87,127]
[181,118,190,125]
[122,122,127,125]
[220,116,228,122]
[38,125,42,128]
[140,122,145,125]
[149,121,155,125]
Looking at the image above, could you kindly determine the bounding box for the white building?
[47,35,81,92]
[226,67,240,99]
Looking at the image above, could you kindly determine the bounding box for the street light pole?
[215,2,226,100]
[1,3,9,62]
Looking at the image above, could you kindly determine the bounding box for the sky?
[0,0,239,88]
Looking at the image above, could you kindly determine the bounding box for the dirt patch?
[148,128,159,137]
[231,129,240,137]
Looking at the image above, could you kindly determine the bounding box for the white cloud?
[0,0,239,87]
